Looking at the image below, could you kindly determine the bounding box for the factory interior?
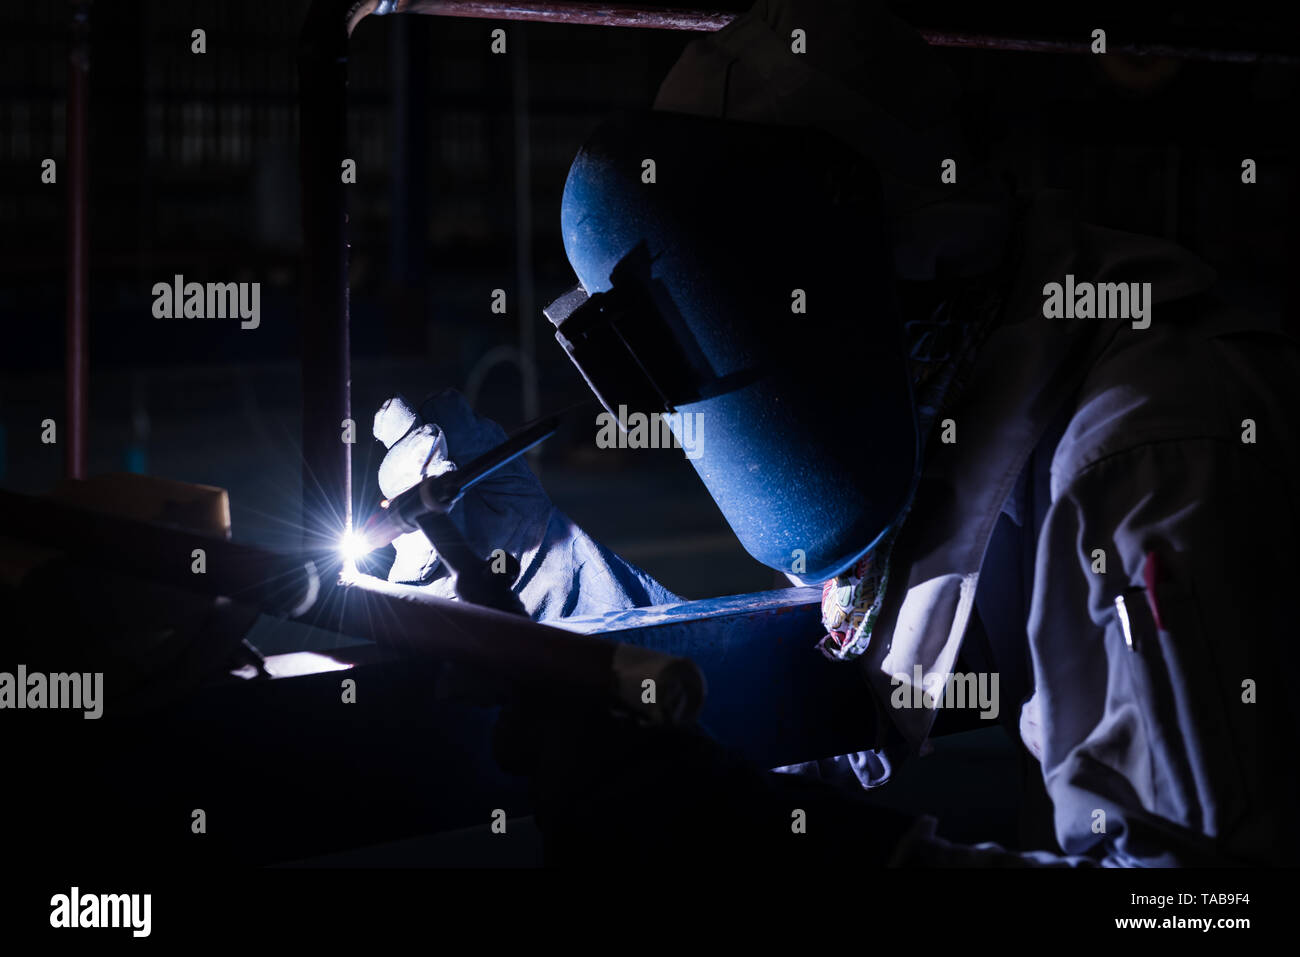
[1,0,1297,900]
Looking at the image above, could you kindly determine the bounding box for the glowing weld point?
[338,529,373,563]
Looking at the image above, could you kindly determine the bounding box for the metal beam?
[399,0,731,31]
[65,1,92,479]
[394,1,1299,63]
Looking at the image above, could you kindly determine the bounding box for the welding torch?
[347,409,562,560]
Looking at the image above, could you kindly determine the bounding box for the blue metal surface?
[557,585,878,768]
[251,584,880,805]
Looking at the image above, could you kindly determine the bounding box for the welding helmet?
[546,111,917,584]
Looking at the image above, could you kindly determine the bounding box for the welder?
[370,0,1300,866]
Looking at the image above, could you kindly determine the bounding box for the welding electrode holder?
[355,468,525,615]
[357,411,563,615]
[359,409,562,557]
[415,509,526,616]
[359,468,462,549]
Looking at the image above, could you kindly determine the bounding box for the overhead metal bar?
[396,1,1300,63]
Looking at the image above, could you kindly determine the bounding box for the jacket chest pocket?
[1111,576,1249,839]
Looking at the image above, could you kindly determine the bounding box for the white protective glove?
[372,389,679,620]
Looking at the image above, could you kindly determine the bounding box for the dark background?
[1,0,1297,601]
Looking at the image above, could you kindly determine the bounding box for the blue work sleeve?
[373,391,680,621]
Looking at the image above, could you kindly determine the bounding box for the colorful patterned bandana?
[818,280,1003,661]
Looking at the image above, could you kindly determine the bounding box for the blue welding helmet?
[546,111,918,584]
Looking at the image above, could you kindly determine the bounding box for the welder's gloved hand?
[372,390,679,620]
